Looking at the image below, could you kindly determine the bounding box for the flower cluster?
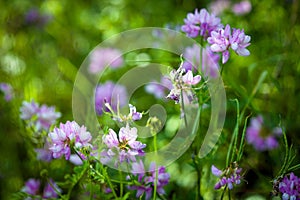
[101,124,146,165]
[127,160,170,200]
[0,82,14,101]
[48,121,92,160]
[246,115,282,151]
[211,162,243,190]
[95,81,128,115]
[167,65,201,104]
[207,24,251,64]
[278,173,300,200]
[181,8,223,39]
[89,47,124,74]
[20,100,61,131]
[21,178,61,199]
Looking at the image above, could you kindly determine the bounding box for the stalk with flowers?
[2,2,299,200]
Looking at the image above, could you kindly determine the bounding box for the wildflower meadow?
[1,0,300,199]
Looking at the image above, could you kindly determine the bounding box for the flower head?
[95,81,128,115]
[181,8,223,39]
[89,47,124,74]
[20,100,61,131]
[246,115,282,151]
[0,83,14,101]
[101,124,146,165]
[212,162,243,190]
[232,0,252,16]
[127,160,170,200]
[48,121,92,160]
[207,24,251,64]
[278,173,300,200]
[22,179,40,195]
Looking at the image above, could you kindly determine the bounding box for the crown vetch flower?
[127,160,170,200]
[101,124,146,165]
[181,8,223,39]
[212,162,243,190]
[246,115,282,151]
[48,121,92,160]
[22,179,40,196]
[208,24,251,64]
[89,47,124,74]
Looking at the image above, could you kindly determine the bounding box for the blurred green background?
[1,0,300,199]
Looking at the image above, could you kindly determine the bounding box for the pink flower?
[182,70,201,85]
[246,115,282,151]
[48,121,92,160]
[89,48,124,74]
[101,125,146,165]
[181,8,223,38]
[232,1,252,16]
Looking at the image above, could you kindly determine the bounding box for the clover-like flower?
[246,115,282,151]
[181,8,223,39]
[212,162,243,190]
[20,100,61,131]
[101,124,146,165]
[208,24,251,64]
[278,173,300,200]
[127,160,170,200]
[0,82,14,101]
[48,121,92,160]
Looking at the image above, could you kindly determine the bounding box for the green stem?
[153,169,157,200]
[119,168,123,198]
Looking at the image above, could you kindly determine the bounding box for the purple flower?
[0,83,14,101]
[42,179,61,199]
[145,76,173,99]
[129,104,142,121]
[89,48,124,74]
[181,8,223,39]
[127,160,170,200]
[278,173,300,200]
[207,24,251,64]
[21,178,61,199]
[20,100,39,120]
[36,105,62,131]
[209,0,230,16]
[232,1,252,16]
[95,81,128,115]
[212,163,243,190]
[229,28,251,56]
[166,66,201,104]
[22,179,40,195]
[100,124,146,165]
[20,100,61,131]
[48,121,92,160]
[246,115,282,151]
[182,45,220,78]
[35,142,53,162]
[182,70,201,85]
[24,8,52,28]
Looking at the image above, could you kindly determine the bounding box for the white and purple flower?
[246,115,282,151]
[100,124,146,165]
[212,162,243,190]
[20,100,61,131]
[48,121,92,160]
[0,83,14,101]
[278,172,300,200]
[181,8,223,39]
[89,47,124,74]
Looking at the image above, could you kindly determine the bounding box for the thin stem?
[153,168,158,200]
[119,168,123,198]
